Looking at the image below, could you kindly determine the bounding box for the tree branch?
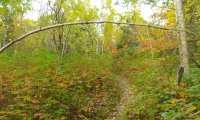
[0,21,177,53]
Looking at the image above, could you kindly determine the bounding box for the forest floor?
[108,76,132,120]
[1,52,200,119]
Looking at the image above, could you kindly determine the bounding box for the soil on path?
[107,76,132,120]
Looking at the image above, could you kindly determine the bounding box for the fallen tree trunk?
[0,21,175,53]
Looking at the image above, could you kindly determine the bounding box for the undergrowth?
[118,54,200,120]
[0,49,122,119]
[0,49,199,120]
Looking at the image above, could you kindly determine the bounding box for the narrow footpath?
[107,76,132,120]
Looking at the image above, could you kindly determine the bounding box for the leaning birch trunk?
[0,21,175,54]
[174,0,190,78]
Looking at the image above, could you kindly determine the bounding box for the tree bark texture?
[175,0,190,77]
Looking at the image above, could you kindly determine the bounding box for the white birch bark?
[175,0,190,77]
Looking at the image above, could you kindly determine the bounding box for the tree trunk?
[174,0,190,78]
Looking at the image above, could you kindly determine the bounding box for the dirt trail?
[107,77,132,120]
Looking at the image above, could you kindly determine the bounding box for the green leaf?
[11,79,21,86]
